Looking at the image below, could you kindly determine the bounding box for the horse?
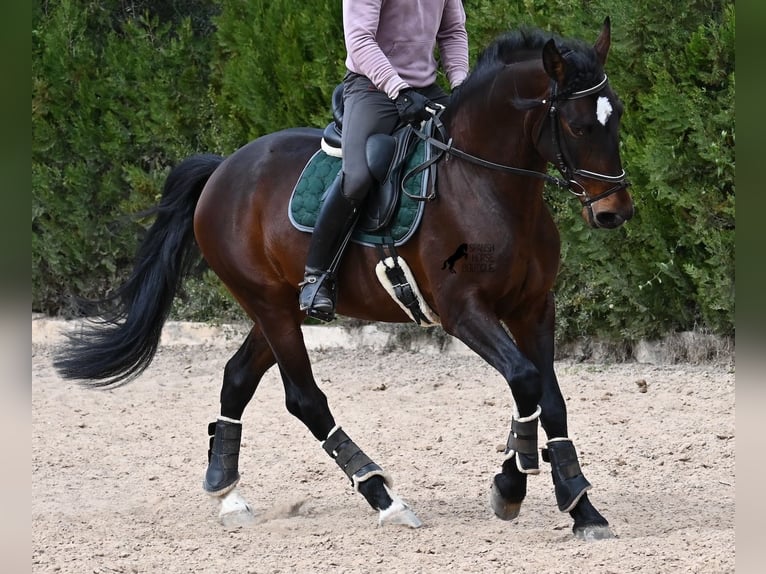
[54,18,633,540]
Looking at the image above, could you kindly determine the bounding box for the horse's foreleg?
[542,439,611,539]
[490,404,542,520]
[537,372,611,539]
[204,327,276,527]
[513,296,613,539]
[440,305,543,521]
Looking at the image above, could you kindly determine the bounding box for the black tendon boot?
[544,438,592,512]
[299,174,359,322]
[203,418,242,496]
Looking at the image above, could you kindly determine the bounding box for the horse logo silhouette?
[442,243,468,273]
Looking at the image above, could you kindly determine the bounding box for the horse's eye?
[569,124,586,137]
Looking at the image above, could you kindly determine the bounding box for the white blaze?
[596,96,613,126]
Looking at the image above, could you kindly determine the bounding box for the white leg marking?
[218,487,256,528]
[575,524,615,541]
[378,484,422,528]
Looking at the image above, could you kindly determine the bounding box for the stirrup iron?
[299,271,337,322]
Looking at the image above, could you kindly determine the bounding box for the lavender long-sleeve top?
[343,0,469,99]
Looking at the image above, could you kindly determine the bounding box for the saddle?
[289,85,443,326]
[320,83,435,233]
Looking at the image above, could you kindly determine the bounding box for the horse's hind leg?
[204,325,276,526]
[509,295,612,540]
[256,304,421,527]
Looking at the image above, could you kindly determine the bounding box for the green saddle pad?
[288,143,429,246]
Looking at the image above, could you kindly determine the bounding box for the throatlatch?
[542,438,592,512]
[203,416,242,496]
[503,405,542,474]
[322,426,392,491]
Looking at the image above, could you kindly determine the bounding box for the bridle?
[544,75,630,207]
[407,74,630,208]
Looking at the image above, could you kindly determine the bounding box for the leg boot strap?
[203,417,242,495]
[322,426,392,492]
[542,437,592,512]
[503,405,542,474]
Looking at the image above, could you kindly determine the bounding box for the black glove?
[449,83,462,106]
[394,88,434,125]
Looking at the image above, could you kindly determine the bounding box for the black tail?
[53,153,225,387]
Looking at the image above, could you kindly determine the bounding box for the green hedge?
[211,0,345,150]
[550,1,735,340]
[33,0,222,315]
[32,0,735,342]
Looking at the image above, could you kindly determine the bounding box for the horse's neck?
[447,64,548,171]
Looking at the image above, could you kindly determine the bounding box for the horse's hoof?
[218,488,256,529]
[378,500,422,528]
[574,524,615,541]
[490,482,521,521]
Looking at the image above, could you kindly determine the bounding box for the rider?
[298,0,470,322]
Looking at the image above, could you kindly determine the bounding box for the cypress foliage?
[621,1,734,338]
[210,0,345,151]
[32,0,218,315]
[546,1,735,340]
[32,0,735,343]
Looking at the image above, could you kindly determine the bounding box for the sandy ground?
[32,328,735,574]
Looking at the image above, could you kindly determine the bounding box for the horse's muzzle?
[592,208,633,229]
[585,200,634,229]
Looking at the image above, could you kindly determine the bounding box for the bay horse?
[54,19,633,540]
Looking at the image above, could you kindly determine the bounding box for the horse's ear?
[542,39,566,85]
[594,17,611,67]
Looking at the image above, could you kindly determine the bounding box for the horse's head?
[538,18,634,229]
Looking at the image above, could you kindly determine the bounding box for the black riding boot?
[299,174,358,322]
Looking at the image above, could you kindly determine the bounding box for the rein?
[405,74,630,206]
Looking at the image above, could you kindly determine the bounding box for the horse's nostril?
[595,212,623,229]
